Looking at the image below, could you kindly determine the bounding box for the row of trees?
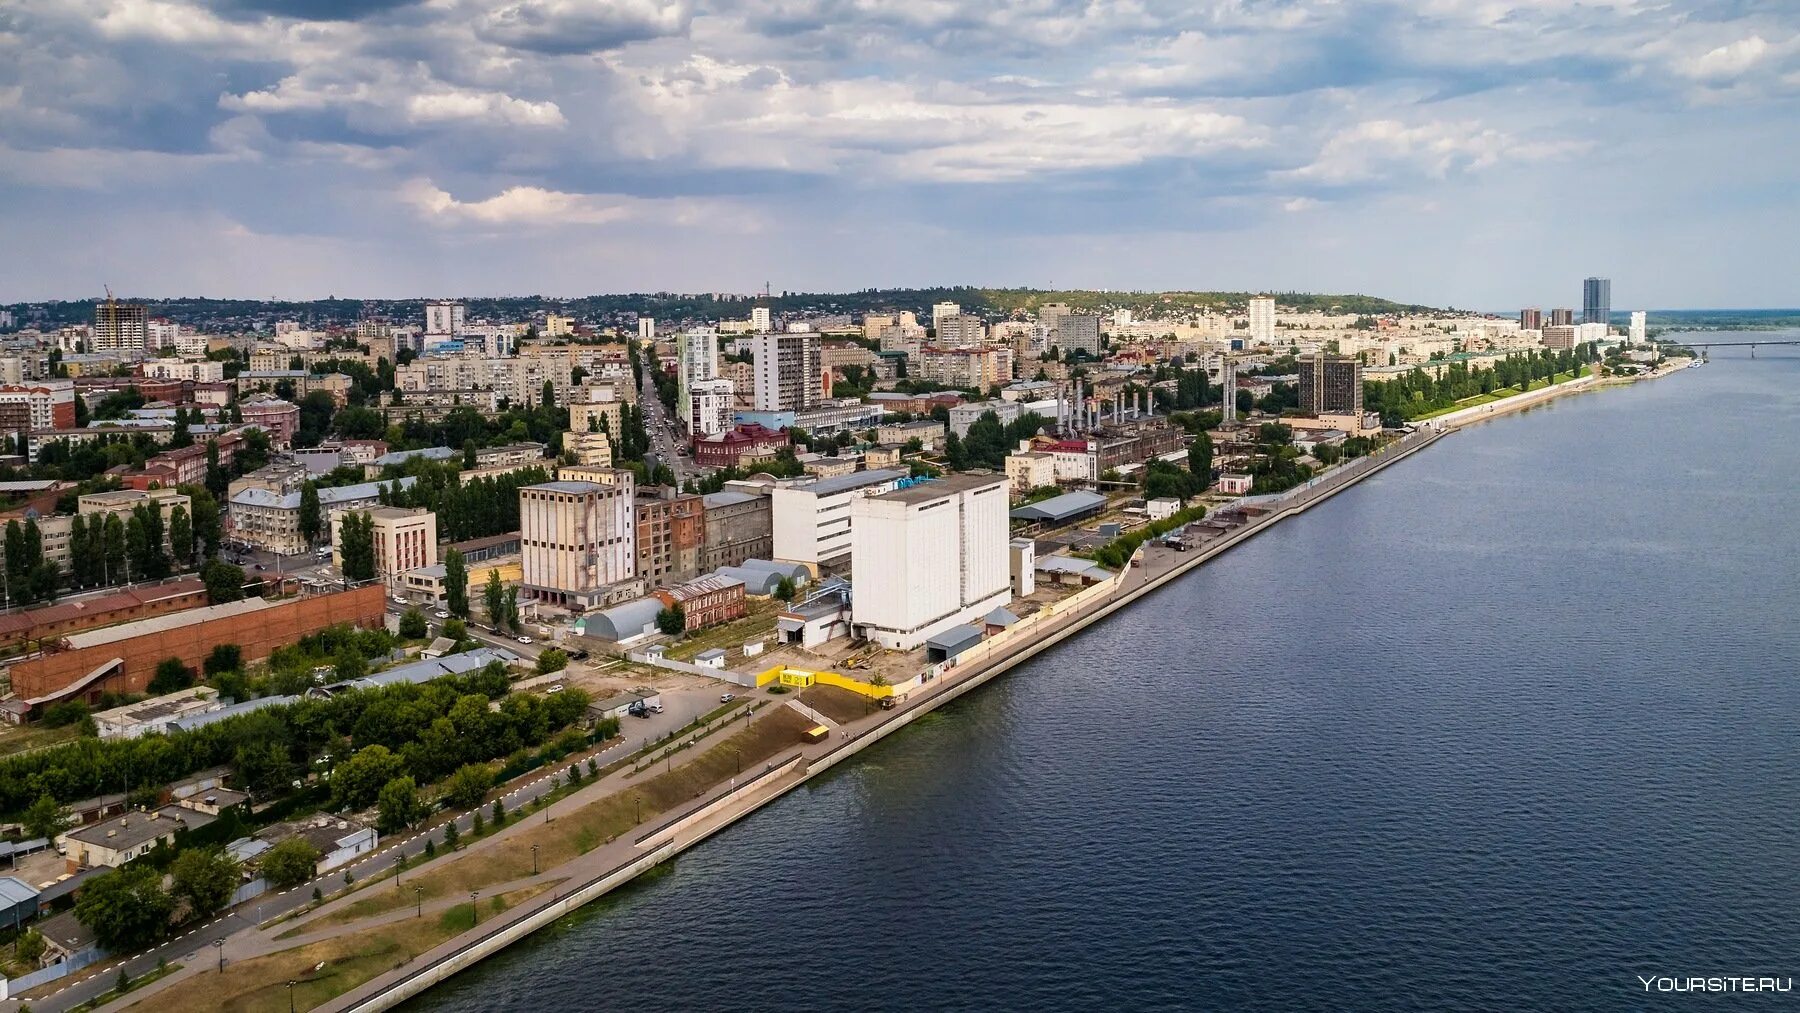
[1363,347,1590,425]
[943,411,1048,471]
[372,460,552,543]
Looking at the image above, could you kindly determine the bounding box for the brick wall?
[10,584,387,704]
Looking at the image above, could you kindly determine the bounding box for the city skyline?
[2,0,1797,307]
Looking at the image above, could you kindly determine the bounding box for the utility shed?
[925,624,984,663]
[1009,490,1107,525]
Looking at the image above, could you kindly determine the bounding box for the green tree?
[442,763,492,809]
[399,606,429,639]
[443,549,469,618]
[655,605,685,636]
[334,648,366,682]
[183,485,223,561]
[443,617,467,641]
[205,440,227,498]
[74,865,174,951]
[102,513,127,584]
[443,818,461,850]
[1187,432,1213,480]
[774,576,797,603]
[503,584,521,633]
[339,511,375,581]
[21,793,69,841]
[376,776,421,834]
[330,744,406,810]
[260,838,320,888]
[200,559,246,604]
[168,505,193,569]
[15,927,46,965]
[205,643,242,676]
[149,657,194,695]
[536,648,568,675]
[298,481,322,548]
[482,569,505,629]
[67,514,92,589]
[169,848,239,919]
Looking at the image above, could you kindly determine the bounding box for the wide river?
[418,338,1800,1011]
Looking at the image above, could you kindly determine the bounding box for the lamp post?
[635,795,641,825]
[414,885,423,918]
[531,844,539,875]
[735,748,741,775]
[395,852,403,890]
[288,980,297,1013]
[214,937,225,973]
[470,891,480,927]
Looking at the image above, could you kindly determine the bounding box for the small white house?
[1146,497,1181,521]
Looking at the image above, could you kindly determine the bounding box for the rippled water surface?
[417,343,1800,1012]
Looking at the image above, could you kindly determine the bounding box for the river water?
[417,339,1800,1012]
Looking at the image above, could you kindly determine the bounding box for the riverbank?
[290,432,1448,1012]
[104,359,1672,1013]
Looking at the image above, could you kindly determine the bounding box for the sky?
[1,0,1796,309]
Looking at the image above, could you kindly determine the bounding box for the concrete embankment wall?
[333,428,1447,1013]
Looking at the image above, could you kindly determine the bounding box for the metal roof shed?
[1009,491,1108,524]
[925,624,985,663]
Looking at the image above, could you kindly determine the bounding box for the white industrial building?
[850,473,1012,651]
[770,469,906,573]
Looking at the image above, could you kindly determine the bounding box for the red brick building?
[635,491,706,586]
[9,584,385,708]
[0,578,208,656]
[653,574,746,631]
[691,424,790,470]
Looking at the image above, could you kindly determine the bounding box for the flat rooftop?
[62,597,279,650]
[869,472,1006,504]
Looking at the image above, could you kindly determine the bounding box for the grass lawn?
[0,722,80,758]
[133,884,552,1013]
[797,684,875,725]
[286,706,814,934]
[665,597,785,662]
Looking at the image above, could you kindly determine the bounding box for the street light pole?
[414,885,423,918]
[532,844,539,875]
[635,795,641,825]
[288,980,297,1013]
[215,937,225,973]
[470,891,479,927]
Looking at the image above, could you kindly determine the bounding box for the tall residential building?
[935,314,987,346]
[1220,356,1238,425]
[751,332,823,413]
[915,346,1014,390]
[850,473,1012,651]
[1541,325,1578,350]
[424,301,464,337]
[1248,296,1277,344]
[544,313,573,337]
[93,301,148,355]
[1052,314,1101,357]
[1549,308,1574,327]
[1298,352,1363,417]
[637,317,655,341]
[0,379,76,440]
[1520,308,1543,331]
[1038,302,1071,335]
[931,302,962,329]
[689,378,735,438]
[520,478,637,609]
[1582,277,1611,326]
[1629,311,1647,344]
[675,329,720,429]
[751,306,773,333]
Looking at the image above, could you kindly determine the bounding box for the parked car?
[434,610,450,619]
[517,636,533,644]
[719,692,736,703]
[647,702,664,714]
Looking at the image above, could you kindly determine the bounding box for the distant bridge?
[1676,338,1800,358]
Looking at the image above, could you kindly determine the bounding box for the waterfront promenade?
[85,364,1672,1013]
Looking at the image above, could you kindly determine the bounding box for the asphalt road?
[27,699,709,1012]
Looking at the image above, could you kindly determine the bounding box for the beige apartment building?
[331,506,437,587]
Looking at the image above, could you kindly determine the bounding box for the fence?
[0,942,107,999]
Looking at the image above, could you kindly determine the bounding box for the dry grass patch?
[286,706,814,934]
[132,883,554,1013]
[797,684,875,725]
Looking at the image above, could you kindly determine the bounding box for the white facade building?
[424,301,464,338]
[770,469,906,573]
[638,317,656,341]
[850,474,1012,651]
[676,329,719,429]
[688,378,735,439]
[1629,311,1646,344]
[1248,297,1276,344]
[931,302,961,328]
[751,332,823,413]
[751,306,773,333]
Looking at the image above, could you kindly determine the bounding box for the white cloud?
[1677,36,1770,81]
[398,177,760,230]
[608,55,1264,181]
[223,67,565,129]
[1280,119,1577,185]
[473,0,692,53]
[1282,196,1321,212]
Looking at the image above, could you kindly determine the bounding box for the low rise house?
[58,805,217,870]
